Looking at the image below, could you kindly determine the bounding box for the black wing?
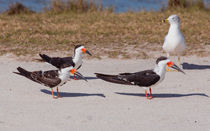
[39,54,75,69]
[120,70,160,87]
[14,67,61,88]
[31,70,61,88]
[95,73,133,85]
[95,70,160,87]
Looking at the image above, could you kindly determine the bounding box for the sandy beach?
[0,56,210,131]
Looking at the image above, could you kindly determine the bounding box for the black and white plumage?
[39,45,92,70]
[14,66,87,98]
[96,70,160,86]
[39,55,75,69]
[95,56,185,99]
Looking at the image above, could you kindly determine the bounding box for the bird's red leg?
[149,88,153,99]
[51,88,56,98]
[145,89,150,99]
[56,87,61,98]
[74,74,77,80]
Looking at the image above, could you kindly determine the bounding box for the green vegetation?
[0,0,209,59]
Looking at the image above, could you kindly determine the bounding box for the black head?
[74,45,82,50]
[156,56,168,64]
[73,44,92,56]
[74,45,83,54]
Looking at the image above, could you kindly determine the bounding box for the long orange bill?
[75,71,87,82]
[81,48,92,56]
[171,64,185,74]
[167,61,185,74]
[70,69,76,74]
[85,50,92,56]
[70,69,87,82]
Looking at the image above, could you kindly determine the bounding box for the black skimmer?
[162,15,186,70]
[39,45,92,79]
[95,56,185,99]
[13,66,87,98]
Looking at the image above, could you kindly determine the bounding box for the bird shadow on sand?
[70,76,99,80]
[41,89,105,98]
[115,92,208,98]
[182,62,210,70]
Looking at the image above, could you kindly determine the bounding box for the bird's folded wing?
[31,70,61,87]
[129,70,160,87]
[95,73,134,85]
[40,54,75,69]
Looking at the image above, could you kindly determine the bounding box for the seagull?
[95,56,185,100]
[13,66,87,99]
[162,14,186,70]
[39,45,92,79]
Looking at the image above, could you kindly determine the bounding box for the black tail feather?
[39,54,51,63]
[13,67,32,79]
[14,67,44,84]
[13,72,21,75]
[95,73,133,85]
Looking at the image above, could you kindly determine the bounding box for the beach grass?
[0,1,209,59]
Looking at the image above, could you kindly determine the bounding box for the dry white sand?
[0,56,210,131]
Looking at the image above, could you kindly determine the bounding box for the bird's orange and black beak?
[167,61,185,74]
[70,68,76,74]
[70,69,88,82]
[81,48,92,56]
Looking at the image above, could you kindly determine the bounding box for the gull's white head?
[163,14,180,25]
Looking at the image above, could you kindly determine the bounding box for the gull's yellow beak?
[162,19,168,23]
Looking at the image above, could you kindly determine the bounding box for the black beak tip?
[171,64,185,74]
[86,50,92,56]
[178,68,186,74]
[82,77,88,82]
[75,72,88,82]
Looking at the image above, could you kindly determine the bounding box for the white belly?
[58,73,70,86]
[75,60,83,69]
[163,34,186,55]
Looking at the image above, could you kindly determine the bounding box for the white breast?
[58,67,72,86]
[75,59,83,69]
[163,35,185,53]
[163,25,186,55]
[152,65,167,87]
[73,55,83,69]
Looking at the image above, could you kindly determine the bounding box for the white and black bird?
[95,56,185,100]
[39,45,92,79]
[13,66,87,99]
[162,15,186,68]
